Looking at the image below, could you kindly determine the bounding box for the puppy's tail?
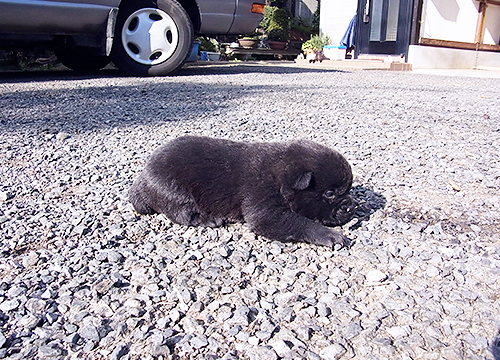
[129,178,157,215]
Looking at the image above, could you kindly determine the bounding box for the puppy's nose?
[340,196,357,214]
[330,196,358,226]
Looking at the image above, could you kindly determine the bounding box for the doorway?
[355,0,414,58]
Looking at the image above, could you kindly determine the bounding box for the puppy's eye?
[324,190,335,199]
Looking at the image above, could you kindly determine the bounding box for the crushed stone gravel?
[0,63,499,360]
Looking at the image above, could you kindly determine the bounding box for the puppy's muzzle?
[330,195,357,226]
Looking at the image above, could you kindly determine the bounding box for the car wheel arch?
[175,0,201,33]
[116,0,201,33]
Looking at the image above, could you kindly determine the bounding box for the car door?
[0,0,119,35]
[196,0,235,34]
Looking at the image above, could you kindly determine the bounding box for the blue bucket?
[187,41,200,62]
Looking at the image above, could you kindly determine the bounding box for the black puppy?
[129,136,357,248]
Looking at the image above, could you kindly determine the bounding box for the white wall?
[319,0,357,45]
[421,0,500,45]
[414,0,500,68]
[421,0,477,43]
[483,4,500,45]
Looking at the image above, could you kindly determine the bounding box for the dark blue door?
[355,0,414,58]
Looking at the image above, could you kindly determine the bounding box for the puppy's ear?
[292,171,313,191]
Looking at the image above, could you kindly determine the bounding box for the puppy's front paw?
[306,227,350,249]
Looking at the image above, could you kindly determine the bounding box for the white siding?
[483,4,500,45]
[319,0,357,45]
[421,0,500,45]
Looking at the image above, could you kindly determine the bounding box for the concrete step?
[294,58,413,70]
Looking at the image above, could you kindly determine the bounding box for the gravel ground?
[1,62,500,360]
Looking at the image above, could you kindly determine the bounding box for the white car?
[0,0,264,75]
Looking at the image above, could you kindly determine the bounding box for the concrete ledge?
[294,58,391,70]
[408,45,500,69]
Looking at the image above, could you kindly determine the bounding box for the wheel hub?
[122,8,179,66]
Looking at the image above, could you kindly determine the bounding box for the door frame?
[355,0,415,60]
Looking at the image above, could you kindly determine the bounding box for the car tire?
[55,46,110,73]
[111,0,193,76]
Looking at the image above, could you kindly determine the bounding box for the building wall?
[420,0,477,43]
[420,0,500,45]
[318,0,500,68]
[483,4,500,45]
[411,0,500,68]
[319,0,357,45]
[409,44,500,68]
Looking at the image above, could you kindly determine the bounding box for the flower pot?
[238,39,259,49]
[305,50,327,63]
[269,41,287,50]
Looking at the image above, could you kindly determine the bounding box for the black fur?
[129,136,357,248]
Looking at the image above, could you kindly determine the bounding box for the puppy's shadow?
[349,185,387,229]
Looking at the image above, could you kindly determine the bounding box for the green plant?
[196,37,219,52]
[239,35,259,40]
[301,34,331,52]
[260,6,290,42]
[311,2,320,34]
[268,28,288,42]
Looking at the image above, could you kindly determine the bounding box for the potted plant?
[301,34,330,62]
[268,28,288,49]
[238,36,260,49]
[260,5,290,49]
